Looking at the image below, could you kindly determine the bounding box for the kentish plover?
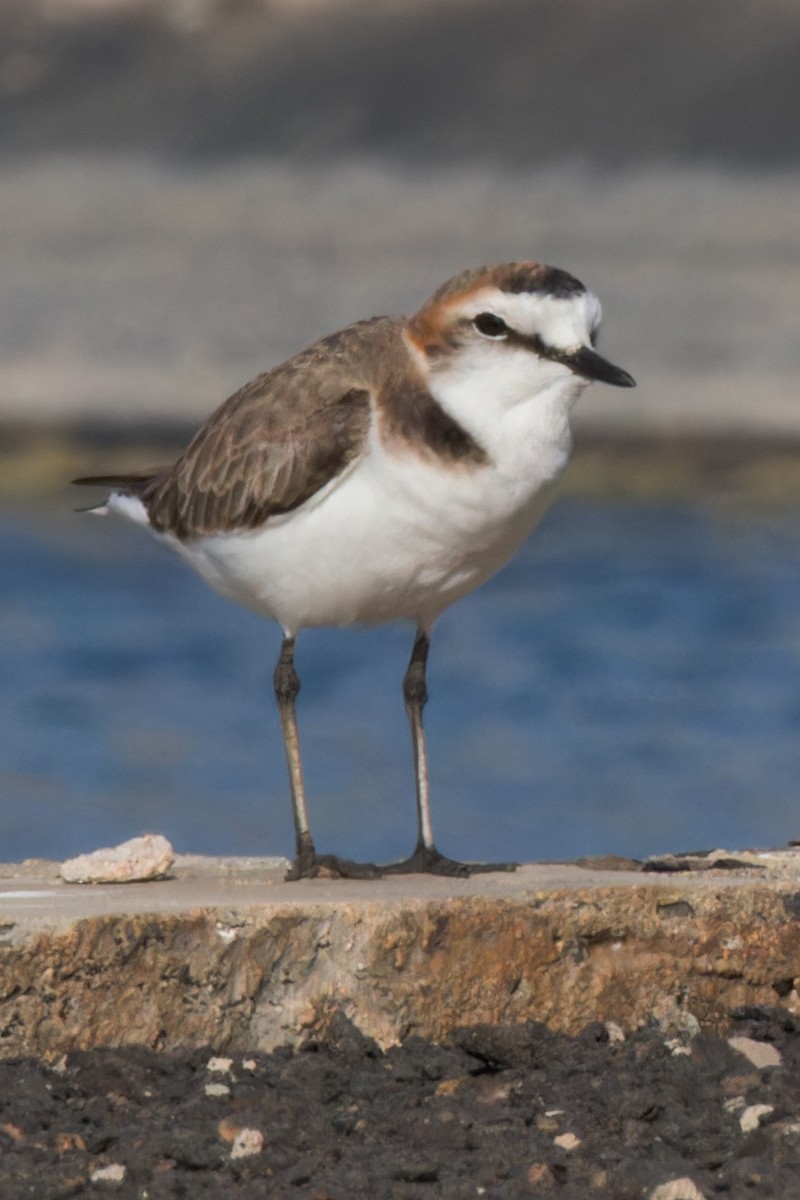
[76,262,635,879]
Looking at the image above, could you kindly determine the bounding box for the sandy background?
[1,0,798,438]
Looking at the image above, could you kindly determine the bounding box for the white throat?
[419,338,589,466]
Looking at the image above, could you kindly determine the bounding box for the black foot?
[382,845,519,877]
[286,851,384,881]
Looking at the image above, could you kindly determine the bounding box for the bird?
[74,261,635,880]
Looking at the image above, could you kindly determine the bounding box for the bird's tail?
[72,470,167,515]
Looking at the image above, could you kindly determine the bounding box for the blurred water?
[1,496,799,866]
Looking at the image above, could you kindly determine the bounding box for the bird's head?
[405,262,635,408]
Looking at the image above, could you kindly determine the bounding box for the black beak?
[563,346,636,388]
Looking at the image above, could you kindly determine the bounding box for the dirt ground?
[1,1008,799,1199]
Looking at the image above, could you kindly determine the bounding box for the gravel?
[2,1008,799,1198]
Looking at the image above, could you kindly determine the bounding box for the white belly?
[161,409,571,636]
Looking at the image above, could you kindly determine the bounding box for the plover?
[75,262,635,879]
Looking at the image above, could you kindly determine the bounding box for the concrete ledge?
[1,856,799,1060]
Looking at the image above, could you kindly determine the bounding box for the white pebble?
[231,1127,264,1159]
[605,1021,626,1043]
[90,1163,126,1184]
[739,1103,774,1133]
[728,1036,782,1069]
[648,1177,706,1200]
[205,1082,231,1097]
[553,1132,581,1151]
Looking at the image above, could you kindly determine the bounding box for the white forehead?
[460,285,602,349]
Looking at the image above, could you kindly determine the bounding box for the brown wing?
[136,327,382,540]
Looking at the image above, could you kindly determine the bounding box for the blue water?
[2,496,799,865]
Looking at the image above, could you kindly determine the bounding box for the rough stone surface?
[59,834,175,885]
[1,855,800,1060]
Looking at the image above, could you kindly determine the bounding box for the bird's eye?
[473,312,508,339]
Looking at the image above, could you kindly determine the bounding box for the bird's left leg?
[384,627,517,877]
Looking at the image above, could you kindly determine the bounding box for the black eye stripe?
[473,312,508,338]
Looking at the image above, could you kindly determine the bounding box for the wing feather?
[138,334,377,539]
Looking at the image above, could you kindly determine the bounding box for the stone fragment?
[664,1038,693,1057]
[90,1163,126,1183]
[727,1036,782,1069]
[55,1131,86,1152]
[204,1082,230,1097]
[553,1131,581,1150]
[231,1127,264,1160]
[605,1020,626,1043]
[739,1103,774,1133]
[536,1113,561,1133]
[648,1178,706,1200]
[526,1162,557,1188]
[60,835,174,884]
[206,1056,233,1074]
[217,1117,240,1144]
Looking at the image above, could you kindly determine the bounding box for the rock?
[60,835,174,884]
[728,1036,782,1069]
[204,1083,230,1097]
[553,1131,581,1150]
[3,857,800,1058]
[206,1056,233,1074]
[648,1178,706,1200]
[230,1127,264,1160]
[217,1117,240,1144]
[526,1162,557,1188]
[90,1163,126,1183]
[739,1104,774,1133]
[55,1131,86,1152]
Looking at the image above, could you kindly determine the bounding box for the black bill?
[560,346,636,388]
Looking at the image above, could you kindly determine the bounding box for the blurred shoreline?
[5,421,800,512]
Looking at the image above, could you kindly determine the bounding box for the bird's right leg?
[275,635,380,881]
